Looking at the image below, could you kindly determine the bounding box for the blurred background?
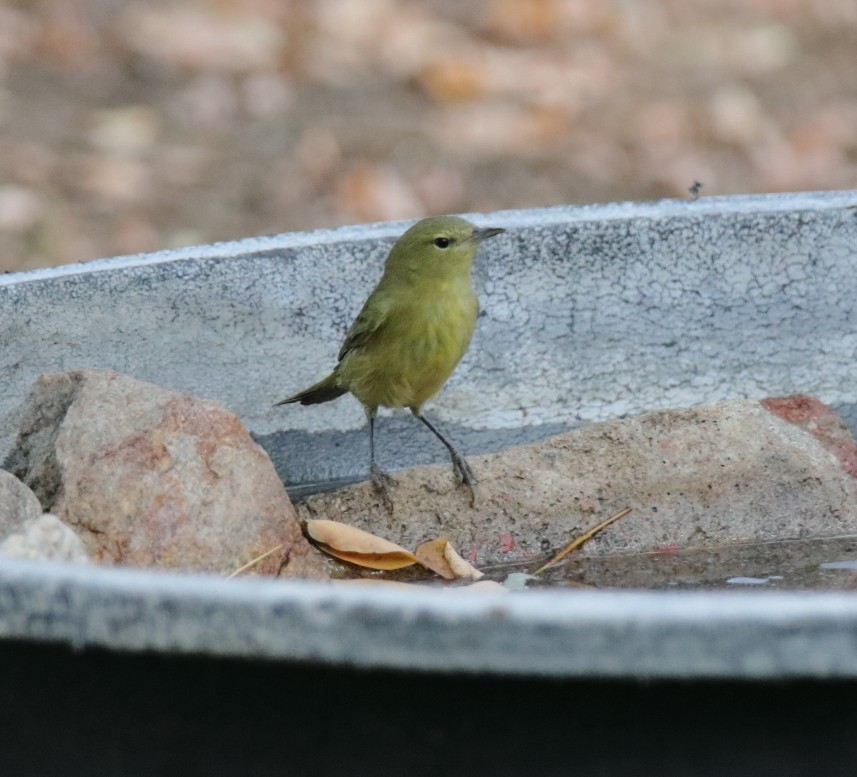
[0,0,855,271]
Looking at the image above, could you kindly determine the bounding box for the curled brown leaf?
[415,538,484,580]
[304,519,418,570]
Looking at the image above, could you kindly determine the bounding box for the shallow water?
[485,535,857,591]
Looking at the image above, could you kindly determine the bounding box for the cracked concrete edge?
[3,558,857,678]
[1,189,852,286]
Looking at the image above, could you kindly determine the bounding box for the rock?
[296,398,857,565]
[760,395,857,478]
[0,514,90,563]
[0,469,44,538]
[7,370,326,578]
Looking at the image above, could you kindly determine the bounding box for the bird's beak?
[470,226,505,243]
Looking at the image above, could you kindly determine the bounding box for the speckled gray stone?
[0,470,43,537]
[0,514,90,563]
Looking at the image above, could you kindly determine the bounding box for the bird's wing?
[337,295,390,363]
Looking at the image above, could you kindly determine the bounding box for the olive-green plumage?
[277,215,504,506]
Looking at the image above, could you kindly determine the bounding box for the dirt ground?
[0,0,856,271]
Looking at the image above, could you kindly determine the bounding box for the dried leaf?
[415,538,484,580]
[304,519,418,570]
[442,541,485,580]
[415,538,455,579]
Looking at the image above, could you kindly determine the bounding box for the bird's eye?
[433,237,451,249]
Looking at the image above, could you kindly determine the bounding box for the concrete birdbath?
[2,190,857,775]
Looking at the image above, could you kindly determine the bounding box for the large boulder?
[7,370,326,578]
[296,397,857,565]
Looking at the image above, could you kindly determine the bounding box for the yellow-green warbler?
[277,215,504,507]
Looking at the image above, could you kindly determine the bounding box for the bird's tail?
[274,372,347,406]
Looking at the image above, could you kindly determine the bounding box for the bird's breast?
[343,280,478,410]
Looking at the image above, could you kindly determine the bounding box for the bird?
[276,215,505,509]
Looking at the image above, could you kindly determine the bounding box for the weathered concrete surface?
[0,191,855,493]
[297,399,857,565]
[7,370,326,578]
[5,560,857,679]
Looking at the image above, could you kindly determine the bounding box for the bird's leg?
[367,410,396,511]
[415,413,478,506]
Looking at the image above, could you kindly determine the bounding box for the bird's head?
[384,215,505,281]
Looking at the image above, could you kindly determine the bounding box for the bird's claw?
[370,462,397,513]
[451,453,478,507]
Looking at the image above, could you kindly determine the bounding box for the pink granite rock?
[760,395,857,478]
[8,370,326,578]
[296,398,857,565]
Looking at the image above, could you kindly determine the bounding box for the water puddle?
[483,535,857,590]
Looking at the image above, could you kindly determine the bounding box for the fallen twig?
[227,543,285,579]
[532,508,633,575]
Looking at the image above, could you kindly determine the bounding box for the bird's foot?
[370,462,397,513]
[451,453,479,507]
